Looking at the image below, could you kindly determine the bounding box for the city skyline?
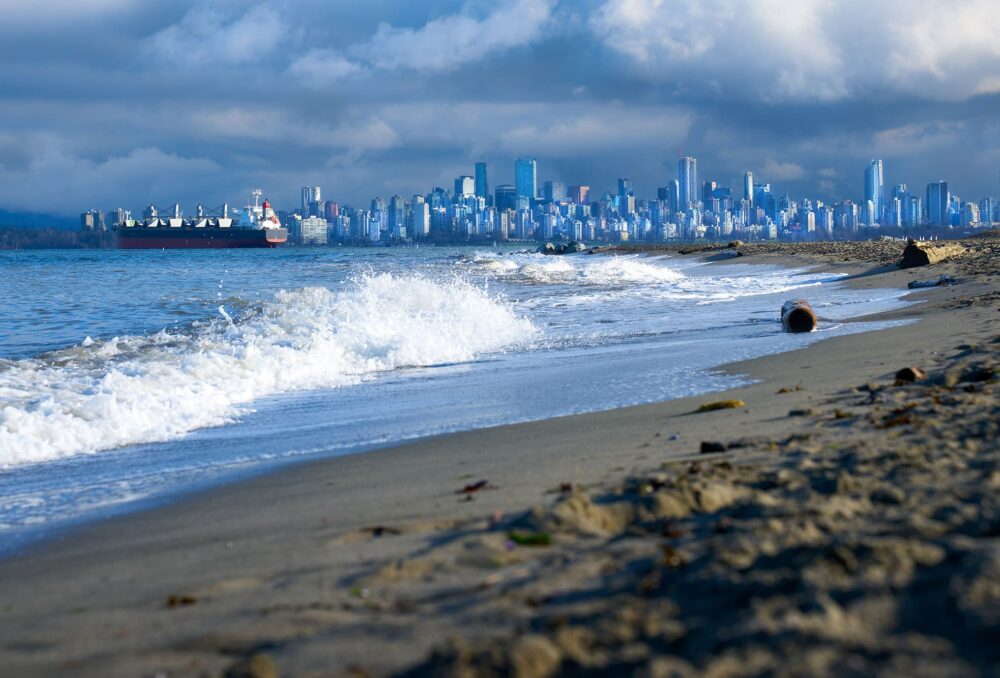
[98,153,996,247]
[0,0,999,215]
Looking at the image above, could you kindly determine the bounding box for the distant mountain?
[0,209,79,230]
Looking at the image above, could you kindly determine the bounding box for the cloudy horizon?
[1,0,999,215]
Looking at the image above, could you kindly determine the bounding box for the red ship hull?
[115,227,287,249]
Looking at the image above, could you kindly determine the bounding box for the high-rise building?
[744,171,754,206]
[474,162,489,199]
[388,195,406,237]
[617,178,633,199]
[864,160,884,224]
[300,216,328,245]
[980,197,995,225]
[495,184,517,212]
[301,186,321,215]
[543,181,566,202]
[409,195,430,238]
[926,181,950,225]
[454,176,474,198]
[677,157,698,209]
[569,185,590,205]
[324,201,339,221]
[657,180,680,213]
[701,180,717,206]
[80,209,105,231]
[515,157,537,200]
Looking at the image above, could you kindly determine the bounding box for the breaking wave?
[0,273,537,468]
[470,253,685,285]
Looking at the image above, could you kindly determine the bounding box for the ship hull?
[115,227,287,249]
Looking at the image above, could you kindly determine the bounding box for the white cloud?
[289,50,362,85]
[589,0,1000,102]
[189,108,401,155]
[0,137,220,212]
[356,0,556,72]
[289,0,556,82]
[148,5,288,67]
[762,159,807,181]
[493,106,691,157]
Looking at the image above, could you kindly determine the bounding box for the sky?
[1,0,999,215]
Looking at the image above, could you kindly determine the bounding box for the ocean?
[0,246,910,552]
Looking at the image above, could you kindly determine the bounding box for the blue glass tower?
[515,157,537,200]
[475,162,488,199]
[677,157,697,209]
[864,159,884,224]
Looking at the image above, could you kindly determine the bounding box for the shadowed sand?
[1,239,998,677]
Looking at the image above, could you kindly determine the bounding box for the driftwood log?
[898,239,965,269]
[781,300,817,333]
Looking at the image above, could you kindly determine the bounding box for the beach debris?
[458,479,493,494]
[224,652,278,678]
[781,299,818,333]
[558,482,574,493]
[776,385,803,394]
[898,239,965,269]
[727,240,743,248]
[908,274,957,289]
[368,525,402,538]
[788,408,819,417]
[166,594,198,608]
[894,366,927,384]
[700,441,726,454]
[508,530,553,547]
[696,399,745,413]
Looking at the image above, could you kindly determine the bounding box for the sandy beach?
[1,239,998,677]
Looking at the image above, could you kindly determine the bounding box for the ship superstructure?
[115,190,287,249]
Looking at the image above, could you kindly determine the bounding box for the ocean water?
[0,247,910,551]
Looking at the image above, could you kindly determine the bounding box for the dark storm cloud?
[0,0,998,214]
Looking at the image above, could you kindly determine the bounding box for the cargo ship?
[115,190,287,249]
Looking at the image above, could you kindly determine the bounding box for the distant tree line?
[0,228,114,250]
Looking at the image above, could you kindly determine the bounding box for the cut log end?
[781,300,817,333]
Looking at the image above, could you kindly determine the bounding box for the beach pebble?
[224,653,278,678]
[700,441,726,454]
[894,367,927,384]
[509,634,562,678]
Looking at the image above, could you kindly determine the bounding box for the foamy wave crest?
[472,253,684,286]
[0,273,536,468]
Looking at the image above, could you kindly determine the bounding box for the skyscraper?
[454,176,474,197]
[926,181,950,226]
[515,157,537,200]
[701,180,717,206]
[475,162,488,199]
[744,171,753,206]
[677,157,698,209]
[301,186,321,215]
[543,181,566,202]
[617,178,633,198]
[569,185,590,205]
[495,184,517,212]
[864,160,884,224]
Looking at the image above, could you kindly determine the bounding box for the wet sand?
[1,239,998,677]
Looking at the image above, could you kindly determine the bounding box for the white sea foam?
[472,253,684,286]
[0,273,536,468]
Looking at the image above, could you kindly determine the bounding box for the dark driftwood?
[781,300,817,333]
[898,240,965,269]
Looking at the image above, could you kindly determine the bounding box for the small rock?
[700,441,726,454]
[509,634,562,678]
[894,366,927,384]
[871,486,906,505]
[225,653,278,678]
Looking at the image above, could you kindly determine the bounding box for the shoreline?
[1,241,997,676]
[0,249,902,558]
